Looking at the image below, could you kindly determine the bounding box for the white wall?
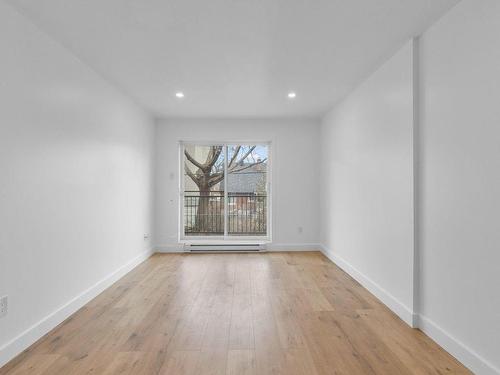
[320,1,500,373]
[0,2,154,366]
[417,0,500,373]
[319,41,415,325]
[154,118,320,250]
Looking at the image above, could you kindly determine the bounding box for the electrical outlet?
[298,226,303,234]
[0,295,7,318]
[143,233,149,241]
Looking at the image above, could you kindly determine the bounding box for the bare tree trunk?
[196,183,211,233]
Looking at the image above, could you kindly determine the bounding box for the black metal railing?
[184,191,267,236]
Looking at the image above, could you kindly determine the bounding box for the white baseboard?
[417,315,500,375]
[319,244,416,327]
[155,243,321,253]
[155,244,185,253]
[266,243,321,252]
[0,248,153,368]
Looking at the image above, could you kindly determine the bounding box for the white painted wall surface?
[319,42,415,324]
[0,2,154,365]
[154,118,320,250]
[418,0,500,373]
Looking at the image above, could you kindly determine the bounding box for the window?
[180,142,270,241]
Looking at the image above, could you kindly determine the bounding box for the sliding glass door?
[181,142,270,241]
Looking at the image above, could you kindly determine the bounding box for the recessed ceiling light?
[287,92,296,99]
[175,92,185,98]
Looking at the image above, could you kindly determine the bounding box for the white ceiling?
[7,0,459,118]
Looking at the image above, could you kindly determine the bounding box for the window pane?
[227,145,268,236]
[183,145,224,236]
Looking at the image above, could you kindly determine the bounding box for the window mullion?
[223,145,228,238]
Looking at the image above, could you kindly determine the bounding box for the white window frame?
[178,141,272,244]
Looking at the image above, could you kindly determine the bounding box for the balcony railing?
[184,191,267,236]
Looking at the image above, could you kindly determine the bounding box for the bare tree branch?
[184,145,266,190]
[228,146,241,168]
[229,158,267,174]
[184,163,200,187]
[184,149,205,170]
[205,146,222,168]
[208,172,224,187]
[237,146,256,164]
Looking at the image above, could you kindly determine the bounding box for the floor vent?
[186,243,266,253]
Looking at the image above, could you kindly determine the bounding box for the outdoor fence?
[184,191,267,236]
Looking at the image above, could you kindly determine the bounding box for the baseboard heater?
[186,243,266,252]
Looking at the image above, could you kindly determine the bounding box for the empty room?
[1,0,499,374]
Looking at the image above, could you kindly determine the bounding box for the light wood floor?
[0,252,470,375]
